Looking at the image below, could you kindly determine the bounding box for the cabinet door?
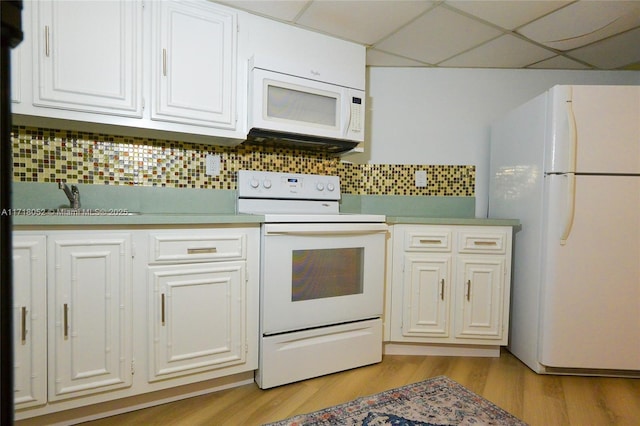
[148,262,246,381]
[401,254,451,338]
[151,0,236,128]
[11,45,23,104]
[48,234,132,401]
[33,0,142,117]
[13,235,47,409]
[455,257,505,340]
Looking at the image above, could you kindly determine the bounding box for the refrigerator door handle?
[560,92,578,245]
[560,173,576,245]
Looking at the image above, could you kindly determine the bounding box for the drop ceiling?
[217,0,640,70]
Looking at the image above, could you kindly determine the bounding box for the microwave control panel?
[350,97,362,133]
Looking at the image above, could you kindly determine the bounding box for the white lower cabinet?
[12,235,47,409]
[389,225,512,351]
[47,233,133,400]
[148,263,246,380]
[13,232,133,408]
[455,256,505,339]
[146,230,249,381]
[12,225,259,422]
[401,253,451,338]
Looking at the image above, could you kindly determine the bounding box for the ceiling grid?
[219,0,640,70]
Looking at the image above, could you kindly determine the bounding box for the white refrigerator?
[489,85,640,376]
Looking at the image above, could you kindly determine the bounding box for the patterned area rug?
[264,376,526,425]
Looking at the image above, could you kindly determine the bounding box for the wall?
[356,68,640,216]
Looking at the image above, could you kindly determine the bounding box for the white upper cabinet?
[242,12,365,91]
[11,46,23,104]
[11,0,366,146]
[32,0,143,117]
[151,0,236,128]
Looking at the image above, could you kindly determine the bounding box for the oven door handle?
[264,223,388,236]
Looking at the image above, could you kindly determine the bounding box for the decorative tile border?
[337,163,475,196]
[11,126,474,196]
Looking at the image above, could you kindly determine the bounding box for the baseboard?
[15,373,255,426]
[384,342,501,357]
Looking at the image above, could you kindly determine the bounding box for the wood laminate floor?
[82,350,639,426]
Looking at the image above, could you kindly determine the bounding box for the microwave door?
[247,67,364,151]
[254,70,340,134]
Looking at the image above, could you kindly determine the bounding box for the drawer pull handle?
[466,280,471,301]
[45,26,50,57]
[440,279,445,300]
[187,247,217,254]
[161,293,166,326]
[63,303,69,338]
[162,48,167,76]
[419,239,442,244]
[473,241,498,246]
[21,307,27,343]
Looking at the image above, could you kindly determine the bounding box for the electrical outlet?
[415,170,427,188]
[205,154,221,177]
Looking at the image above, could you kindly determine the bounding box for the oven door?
[261,222,388,335]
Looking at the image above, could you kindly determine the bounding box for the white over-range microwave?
[246,57,365,153]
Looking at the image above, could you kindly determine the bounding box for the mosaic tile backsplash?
[11,126,475,196]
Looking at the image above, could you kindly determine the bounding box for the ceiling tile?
[518,1,640,50]
[446,0,570,30]
[527,55,592,70]
[297,0,434,45]
[219,1,309,22]
[366,49,429,67]
[218,0,640,70]
[566,27,640,69]
[374,5,502,64]
[440,34,556,68]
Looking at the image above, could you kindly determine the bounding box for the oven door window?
[292,248,363,301]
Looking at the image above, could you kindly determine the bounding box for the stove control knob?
[316,182,325,191]
[327,183,335,192]
[249,178,259,188]
[263,179,272,189]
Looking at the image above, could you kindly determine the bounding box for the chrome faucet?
[59,182,80,209]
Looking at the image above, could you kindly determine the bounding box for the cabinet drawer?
[149,233,245,263]
[404,229,452,252]
[457,229,507,254]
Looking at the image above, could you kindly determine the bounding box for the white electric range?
[237,170,387,388]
